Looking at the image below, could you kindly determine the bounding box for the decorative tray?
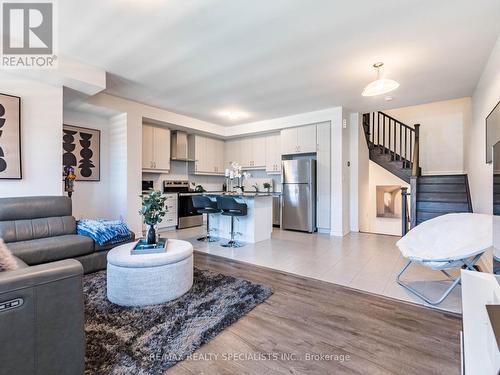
[131,238,167,255]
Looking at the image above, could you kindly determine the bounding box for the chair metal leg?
[221,216,244,248]
[197,213,218,242]
[396,254,482,306]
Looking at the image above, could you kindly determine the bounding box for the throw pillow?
[0,239,19,272]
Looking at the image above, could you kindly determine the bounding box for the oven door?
[177,195,203,229]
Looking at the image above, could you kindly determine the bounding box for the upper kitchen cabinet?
[239,135,266,169]
[142,124,170,172]
[224,139,241,168]
[281,124,317,155]
[265,133,281,173]
[188,135,224,175]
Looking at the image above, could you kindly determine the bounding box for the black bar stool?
[192,195,220,242]
[217,196,248,248]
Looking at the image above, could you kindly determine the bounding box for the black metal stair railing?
[362,111,421,234]
[362,111,420,172]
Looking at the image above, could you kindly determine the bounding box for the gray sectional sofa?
[0,196,135,375]
[0,196,134,273]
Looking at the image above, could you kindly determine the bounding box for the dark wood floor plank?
[165,252,461,375]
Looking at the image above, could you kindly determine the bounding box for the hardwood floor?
[167,252,462,375]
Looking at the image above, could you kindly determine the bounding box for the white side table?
[106,239,193,307]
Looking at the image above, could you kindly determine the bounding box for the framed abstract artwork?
[376,185,401,218]
[62,124,100,181]
[0,93,22,179]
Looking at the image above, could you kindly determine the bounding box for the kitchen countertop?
[178,191,281,197]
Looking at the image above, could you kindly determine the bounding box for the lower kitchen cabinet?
[158,193,178,228]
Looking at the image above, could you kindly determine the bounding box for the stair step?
[416,201,470,212]
[418,175,466,184]
[417,183,467,193]
[416,211,448,222]
[417,192,469,203]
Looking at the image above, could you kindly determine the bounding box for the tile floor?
[162,226,464,313]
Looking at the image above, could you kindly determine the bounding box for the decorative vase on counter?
[146,224,156,245]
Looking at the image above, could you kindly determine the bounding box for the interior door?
[282,183,312,232]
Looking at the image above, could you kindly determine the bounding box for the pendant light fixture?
[362,62,400,97]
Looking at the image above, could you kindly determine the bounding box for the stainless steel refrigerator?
[281,159,316,233]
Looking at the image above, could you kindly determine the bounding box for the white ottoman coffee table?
[106,239,193,307]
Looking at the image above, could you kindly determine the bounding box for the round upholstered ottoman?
[106,239,193,307]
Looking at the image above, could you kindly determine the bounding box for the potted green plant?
[263,182,272,193]
[139,191,167,244]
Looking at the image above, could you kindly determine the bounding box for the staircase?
[494,173,500,215]
[415,175,472,226]
[362,111,473,234]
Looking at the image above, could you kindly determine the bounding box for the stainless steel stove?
[163,180,203,229]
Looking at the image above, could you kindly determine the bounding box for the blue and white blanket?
[77,219,132,246]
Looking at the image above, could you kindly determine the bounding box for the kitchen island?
[179,192,279,243]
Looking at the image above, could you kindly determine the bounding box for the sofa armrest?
[0,260,85,375]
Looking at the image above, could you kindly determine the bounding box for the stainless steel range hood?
[171,131,195,161]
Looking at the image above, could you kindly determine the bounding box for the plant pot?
[146,224,156,245]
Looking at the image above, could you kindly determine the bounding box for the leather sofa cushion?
[7,235,94,265]
[0,196,72,221]
[0,216,76,243]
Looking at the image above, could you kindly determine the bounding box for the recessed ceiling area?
[60,0,500,126]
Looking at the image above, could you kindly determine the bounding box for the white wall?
[465,35,500,214]
[385,97,471,175]
[0,73,63,197]
[108,113,129,222]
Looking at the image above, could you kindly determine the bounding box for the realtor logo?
[1,1,57,68]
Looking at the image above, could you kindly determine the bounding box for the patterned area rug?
[84,268,272,374]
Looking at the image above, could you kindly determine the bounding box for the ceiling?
[59,0,500,126]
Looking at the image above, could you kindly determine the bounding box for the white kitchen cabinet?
[212,138,225,174]
[239,138,253,168]
[142,124,170,172]
[142,125,154,170]
[280,124,317,155]
[252,135,266,167]
[158,193,178,228]
[238,135,266,169]
[280,128,297,155]
[189,135,224,175]
[224,139,241,168]
[265,133,282,173]
[316,122,331,231]
[297,124,317,153]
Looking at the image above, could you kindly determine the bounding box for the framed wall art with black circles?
[62,124,100,181]
[0,93,22,180]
